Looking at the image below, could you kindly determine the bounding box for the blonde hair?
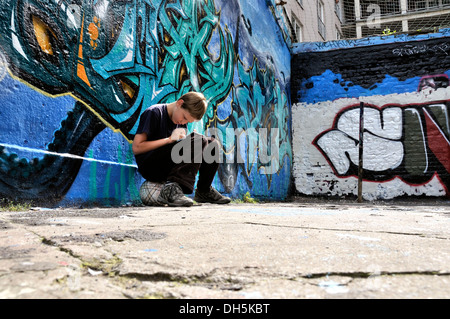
[179,92,207,120]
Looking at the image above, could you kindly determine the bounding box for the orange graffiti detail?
[88,17,100,49]
[32,16,55,55]
[77,14,91,87]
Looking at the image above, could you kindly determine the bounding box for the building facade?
[281,0,344,42]
[282,0,450,43]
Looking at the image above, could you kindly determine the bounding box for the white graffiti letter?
[316,106,404,175]
[316,130,358,175]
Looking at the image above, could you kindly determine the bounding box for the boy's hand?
[170,128,187,142]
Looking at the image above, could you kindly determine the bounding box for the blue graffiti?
[0,0,292,204]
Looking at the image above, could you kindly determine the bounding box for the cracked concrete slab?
[0,200,449,299]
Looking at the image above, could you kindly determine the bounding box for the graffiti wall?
[292,32,450,200]
[0,0,292,206]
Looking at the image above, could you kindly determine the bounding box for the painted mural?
[292,34,450,200]
[0,0,292,205]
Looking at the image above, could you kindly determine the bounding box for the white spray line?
[0,143,137,168]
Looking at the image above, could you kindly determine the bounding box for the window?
[318,0,326,39]
[336,26,343,40]
[291,11,303,42]
[294,19,303,42]
[361,0,400,17]
[335,0,342,22]
[318,0,325,22]
[408,0,446,11]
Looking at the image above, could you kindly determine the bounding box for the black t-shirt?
[135,104,187,166]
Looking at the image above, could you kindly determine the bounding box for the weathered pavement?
[0,198,449,299]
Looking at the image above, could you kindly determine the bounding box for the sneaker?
[194,187,231,204]
[157,182,193,207]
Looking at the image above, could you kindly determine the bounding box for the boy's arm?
[132,132,173,155]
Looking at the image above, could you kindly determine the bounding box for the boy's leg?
[155,133,230,204]
[167,133,220,193]
[166,133,206,193]
[137,144,194,207]
[137,144,174,183]
[194,137,231,204]
[196,137,220,192]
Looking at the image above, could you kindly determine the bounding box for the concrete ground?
[0,197,449,299]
